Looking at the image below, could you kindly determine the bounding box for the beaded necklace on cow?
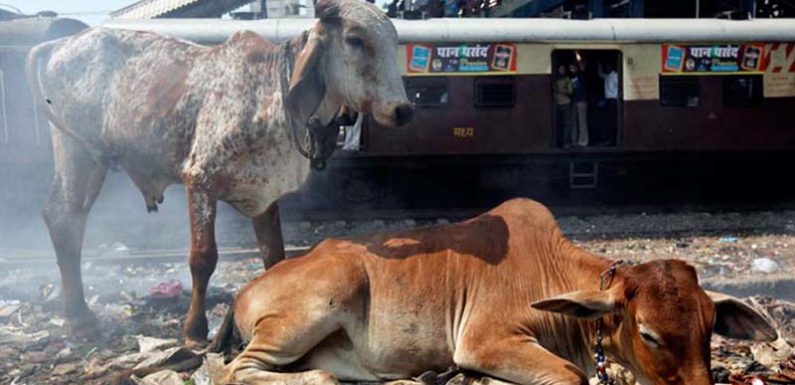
[594,259,624,385]
[281,35,339,172]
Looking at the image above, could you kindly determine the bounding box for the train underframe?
[281,149,795,220]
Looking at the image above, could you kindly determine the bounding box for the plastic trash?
[147,280,183,299]
[751,258,780,274]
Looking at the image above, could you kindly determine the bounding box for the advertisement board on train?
[661,44,765,74]
[406,43,518,76]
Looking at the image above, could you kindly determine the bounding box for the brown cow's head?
[286,0,412,129]
[532,259,777,385]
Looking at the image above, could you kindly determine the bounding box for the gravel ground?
[1,208,794,385]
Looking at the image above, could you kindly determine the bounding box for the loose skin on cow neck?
[26,0,412,347]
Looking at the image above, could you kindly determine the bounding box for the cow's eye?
[346,36,364,49]
[640,330,660,347]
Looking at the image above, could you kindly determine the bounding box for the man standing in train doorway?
[597,62,618,147]
[570,62,588,147]
[555,65,574,147]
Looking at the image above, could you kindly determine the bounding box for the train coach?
[24,17,795,216]
[351,18,795,215]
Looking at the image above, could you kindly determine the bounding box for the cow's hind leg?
[221,315,344,385]
[43,130,108,338]
[222,255,367,385]
[251,201,285,269]
[183,186,219,348]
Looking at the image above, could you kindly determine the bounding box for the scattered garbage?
[132,346,199,371]
[136,335,178,354]
[148,280,183,299]
[0,300,21,320]
[190,353,226,385]
[0,327,49,346]
[0,227,793,385]
[751,338,793,368]
[207,303,229,340]
[752,258,781,274]
[52,362,79,376]
[40,283,60,302]
[131,369,183,385]
[49,316,65,327]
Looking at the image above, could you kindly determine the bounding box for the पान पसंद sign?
[407,43,517,76]
[662,44,765,74]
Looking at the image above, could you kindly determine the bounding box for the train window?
[723,75,763,107]
[405,77,449,108]
[659,76,700,107]
[474,77,515,108]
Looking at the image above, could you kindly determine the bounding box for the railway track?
[0,245,312,268]
[3,202,793,268]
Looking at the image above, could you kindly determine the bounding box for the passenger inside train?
[553,50,621,149]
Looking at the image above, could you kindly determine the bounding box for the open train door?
[551,49,622,149]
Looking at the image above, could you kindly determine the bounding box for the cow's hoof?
[69,313,100,341]
[185,338,209,350]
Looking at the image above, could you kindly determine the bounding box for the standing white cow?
[26,0,412,347]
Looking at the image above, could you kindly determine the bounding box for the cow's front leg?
[184,187,218,348]
[455,335,587,385]
[251,201,285,269]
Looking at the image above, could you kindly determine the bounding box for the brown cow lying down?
[220,198,776,385]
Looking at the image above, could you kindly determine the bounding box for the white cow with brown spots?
[26,0,412,347]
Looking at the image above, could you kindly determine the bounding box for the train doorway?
[552,50,621,149]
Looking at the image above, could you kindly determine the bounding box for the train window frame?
[474,76,516,108]
[404,77,450,108]
[659,76,700,107]
[723,75,763,107]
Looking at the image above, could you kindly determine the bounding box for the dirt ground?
[1,210,794,385]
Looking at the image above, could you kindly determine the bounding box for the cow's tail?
[207,304,237,355]
[111,305,237,385]
[26,39,106,163]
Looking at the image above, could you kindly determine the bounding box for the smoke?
[0,161,262,303]
[0,165,257,250]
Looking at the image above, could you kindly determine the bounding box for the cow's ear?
[286,27,327,128]
[316,0,341,22]
[707,291,778,342]
[532,290,617,319]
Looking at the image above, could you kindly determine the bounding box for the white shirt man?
[599,64,618,100]
[343,113,364,151]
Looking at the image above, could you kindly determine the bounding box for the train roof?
[0,16,88,50]
[102,17,795,45]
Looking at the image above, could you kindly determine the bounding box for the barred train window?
[475,76,515,108]
[723,75,763,107]
[660,76,700,107]
[405,77,449,108]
